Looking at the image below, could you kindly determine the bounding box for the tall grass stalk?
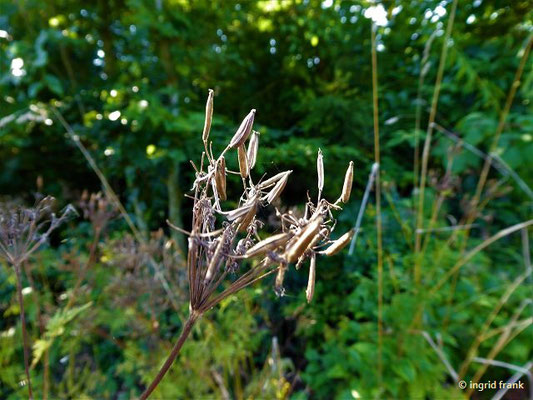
[370,21,383,391]
[414,0,458,286]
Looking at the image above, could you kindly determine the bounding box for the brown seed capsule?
[229,109,256,148]
[264,172,289,204]
[320,228,355,256]
[205,229,229,281]
[215,157,227,201]
[306,254,316,303]
[257,170,292,190]
[317,148,324,192]
[247,131,260,169]
[238,144,249,179]
[275,265,287,292]
[341,161,354,203]
[202,89,214,143]
[295,228,328,269]
[285,217,323,263]
[237,201,257,232]
[221,202,254,221]
[245,232,291,258]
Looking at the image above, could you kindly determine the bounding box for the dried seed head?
[247,131,260,169]
[215,157,227,201]
[245,232,291,258]
[264,172,289,204]
[306,254,316,303]
[317,148,324,192]
[341,161,354,203]
[320,228,355,256]
[258,170,292,190]
[285,217,323,263]
[229,109,256,148]
[238,144,249,179]
[202,89,214,143]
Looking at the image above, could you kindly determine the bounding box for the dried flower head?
[79,191,116,233]
[0,196,76,266]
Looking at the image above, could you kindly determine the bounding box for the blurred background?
[1,0,532,399]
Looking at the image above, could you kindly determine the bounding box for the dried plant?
[0,196,75,400]
[140,90,356,399]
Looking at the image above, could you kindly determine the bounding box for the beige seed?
[275,265,286,292]
[205,229,229,281]
[341,161,354,203]
[229,109,256,148]
[285,217,323,263]
[264,172,289,204]
[320,228,355,256]
[238,144,249,179]
[247,131,260,169]
[257,170,292,190]
[306,254,316,303]
[215,157,227,201]
[295,228,327,269]
[221,202,254,221]
[202,89,214,143]
[237,201,257,232]
[245,232,291,258]
[317,148,324,192]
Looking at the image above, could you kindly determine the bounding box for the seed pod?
[229,109,256,148]
[245,232,291,258]
[275,265,287,293]
[247,131,260,169]
[205,229,229,281]
[306,254,316,303]
[257,170,292,190]
[202,89,214,143]
[237,201,257,232]
[341,161,354,203]
[264,172,289,204]
[238,144,249,179]
[317,148,324,192]
[320,228,355,256]
[215,157,227,201]
[285,217,322,263]
[295,228,327,269]
[221,202,254,221]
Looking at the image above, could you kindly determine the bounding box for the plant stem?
[14,262,33,399]
[140,312,200,400]
[414,0,458,285]
[370,22,383,392]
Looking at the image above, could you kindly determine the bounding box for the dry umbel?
[140,90,356,399]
